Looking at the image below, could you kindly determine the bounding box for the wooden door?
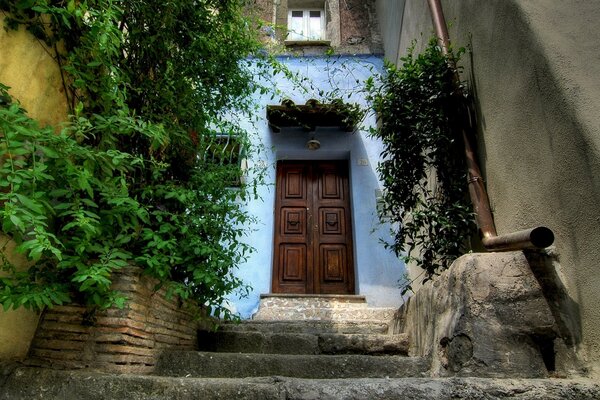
[272,160,355,294]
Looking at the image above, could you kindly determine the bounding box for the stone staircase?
[156,294,428,380]
[2,292,600,399]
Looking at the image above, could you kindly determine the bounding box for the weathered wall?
[0,17,68,127]
[256,0,382,55]
[385,0,600,375]
[375,0,405,64]
[0,234,40,361]
[393,252,583,378]
[0,18,68,361]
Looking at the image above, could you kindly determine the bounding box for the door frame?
[271,159,355,294]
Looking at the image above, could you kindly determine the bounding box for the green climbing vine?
[366,38,476,290]
[0,0,276,318]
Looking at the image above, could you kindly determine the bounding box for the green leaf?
[15,0,35,10]
[15,194,43,214]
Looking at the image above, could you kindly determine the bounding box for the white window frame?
[287,8,326,41]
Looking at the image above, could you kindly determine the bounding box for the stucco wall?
[388,0,600,374]
[0,18,68,360]
[375,0,405,64]
[227,56,407,318]
[0,17,68,127]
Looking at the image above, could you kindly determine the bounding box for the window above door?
[287,9,325,41]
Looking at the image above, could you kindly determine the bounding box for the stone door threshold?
[260,293,366,301]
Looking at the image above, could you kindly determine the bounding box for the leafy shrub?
[0,0,271,318]
[366,39,475,290]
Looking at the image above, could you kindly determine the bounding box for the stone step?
[154,351,429,379]
[253,306,398,322]
[252,294,399,322]
[252,308,398,322]
[3,367,600,400]
[219,319,392,334]
[258,294,369,309]
[199,330,410,355]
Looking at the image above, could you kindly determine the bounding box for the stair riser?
[199,331,409,356]
[220,320,391,334]
[253,308,397,322]
[253,295,398,322]
[155,352,428,379]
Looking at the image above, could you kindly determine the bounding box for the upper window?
[287,9,325,41]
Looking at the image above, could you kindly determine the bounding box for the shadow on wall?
[525,250,582,348]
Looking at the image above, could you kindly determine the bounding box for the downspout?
[426,0,554,251]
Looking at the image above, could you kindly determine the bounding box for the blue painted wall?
[227,55,407,318]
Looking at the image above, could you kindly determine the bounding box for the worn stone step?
[252,294,399,322]
[199,330,409,355]
[253,306,398,322]
[3,367,600,400]
[155,351,428,379]
[257,294,368,309]
[219,319,392,334]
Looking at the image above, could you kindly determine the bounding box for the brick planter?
[27,267,201,374]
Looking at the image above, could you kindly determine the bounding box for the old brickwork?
[26,267,201,374]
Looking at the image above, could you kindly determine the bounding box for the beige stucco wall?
[384,0,600,375]
[0,17,68,360]
[375,0,405,64]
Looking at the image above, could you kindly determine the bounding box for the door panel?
[273,160,354,294]
[280,244,306,281]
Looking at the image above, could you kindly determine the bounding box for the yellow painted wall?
[0,234,41,360]
[0,16,68,360]
[0,16,68,127]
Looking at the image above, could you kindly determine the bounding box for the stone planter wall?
[26,267,200,374]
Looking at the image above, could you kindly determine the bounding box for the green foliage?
[366,39,475,289]
[0,0,269,317]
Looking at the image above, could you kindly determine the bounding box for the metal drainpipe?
[425,0,554,251]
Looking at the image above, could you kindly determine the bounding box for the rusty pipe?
[426,0,553,250]
[427,0,451,56]
[482,227,555,251]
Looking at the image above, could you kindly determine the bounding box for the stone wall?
[26,267,200,374]
[393,252,583,378]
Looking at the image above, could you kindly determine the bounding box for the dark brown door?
[272,160,355,294]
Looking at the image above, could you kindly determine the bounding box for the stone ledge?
[393,251,584,378]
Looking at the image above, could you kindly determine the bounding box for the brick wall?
[27,267,201,374]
